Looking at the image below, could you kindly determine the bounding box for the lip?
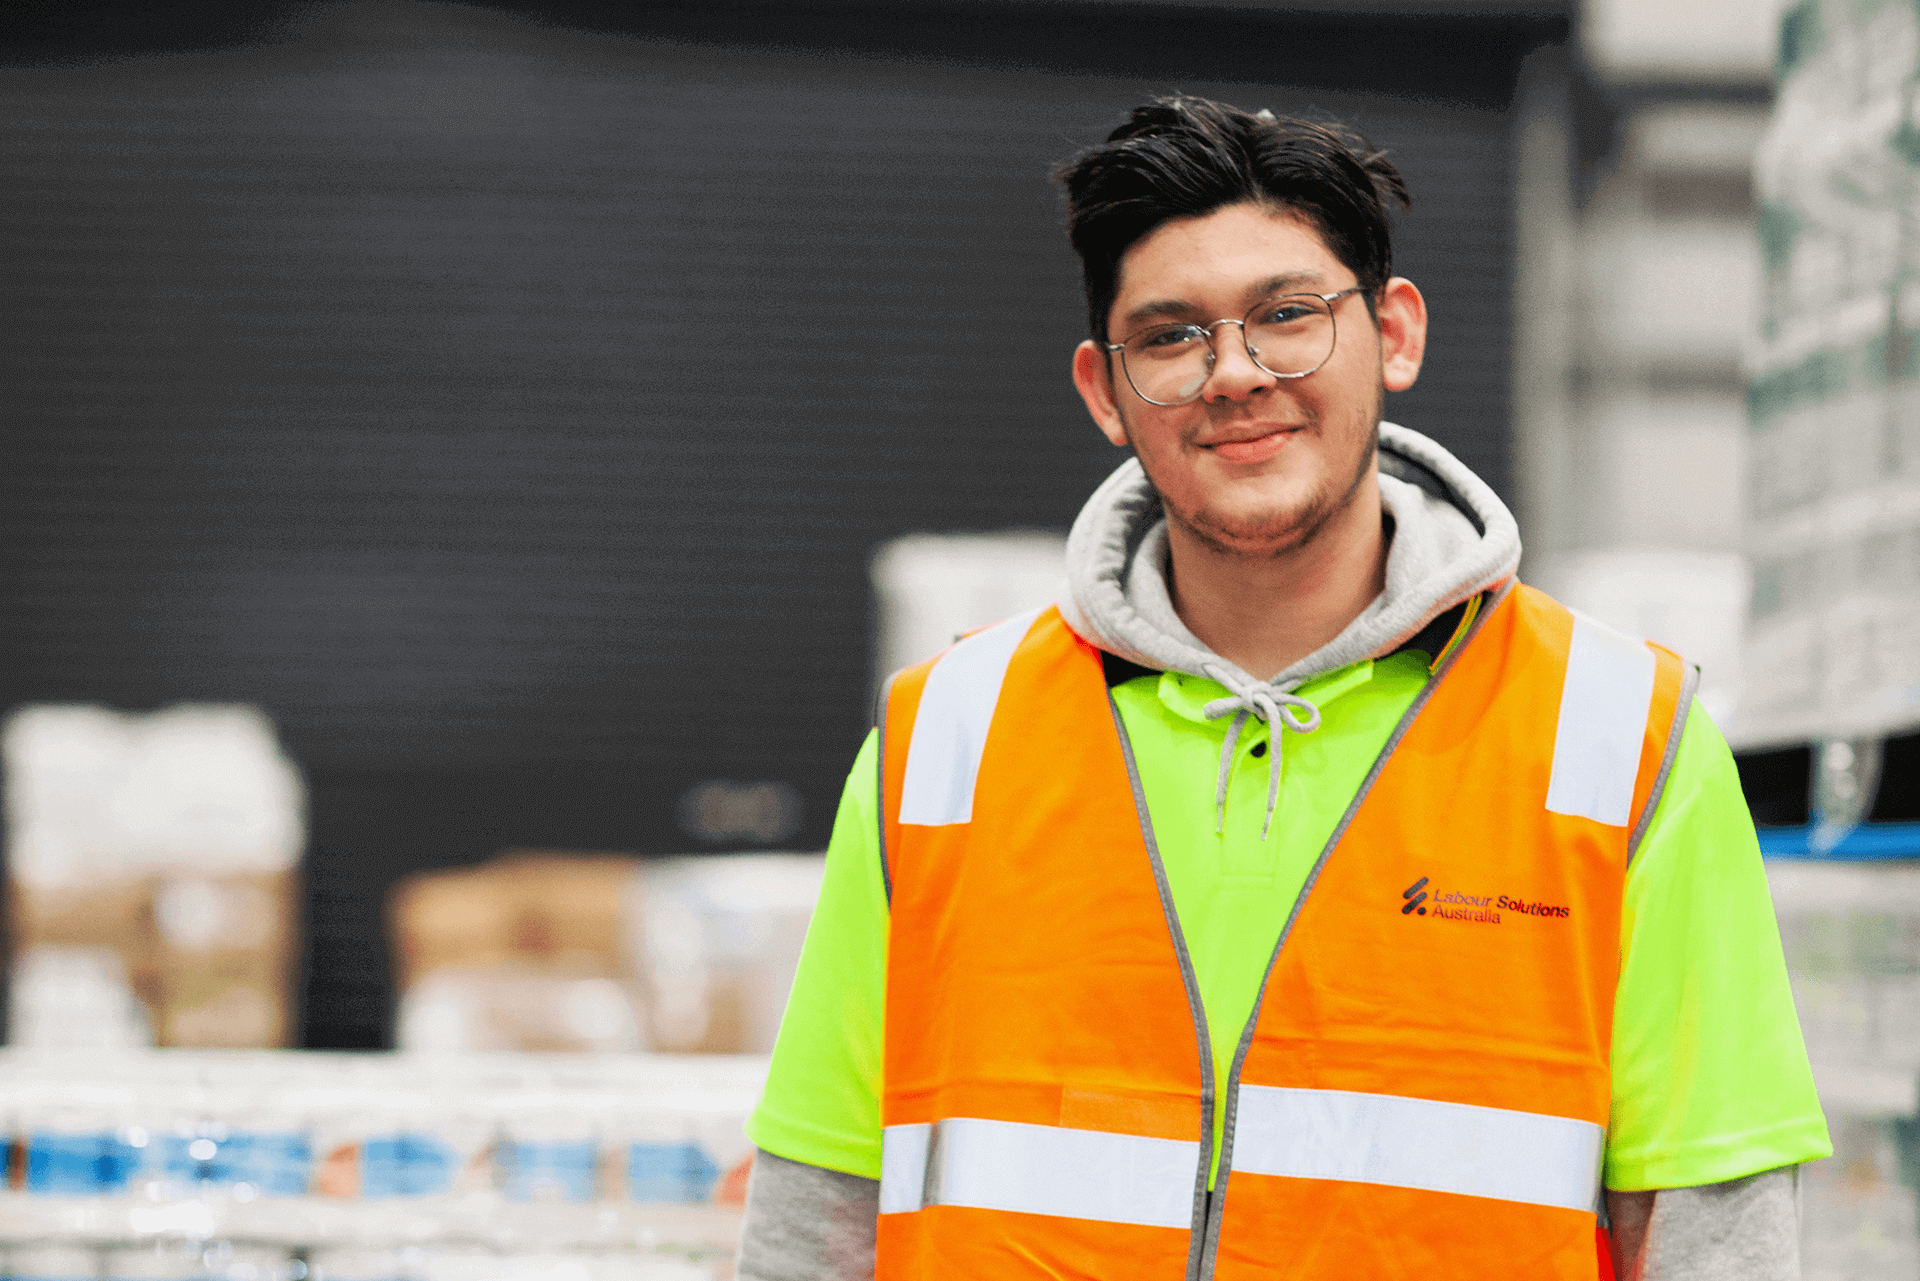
[1201,426,1298,466]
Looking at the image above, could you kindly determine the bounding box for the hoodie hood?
[1059,421,1522,690]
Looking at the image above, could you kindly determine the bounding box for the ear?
[1375,277,1427,393]
[1072,340,1132,448]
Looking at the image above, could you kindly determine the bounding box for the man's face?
[1071,201,1426,558]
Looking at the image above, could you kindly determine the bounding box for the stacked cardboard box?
[391,854,636,989]
[390,853,823,1056]
[12,869,299,1048]
[390,854,645,1054]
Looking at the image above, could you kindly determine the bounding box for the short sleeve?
[1604,701,1834,1190]
[744,730,890,1179]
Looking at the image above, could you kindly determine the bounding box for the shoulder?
[1629,699,1750,872]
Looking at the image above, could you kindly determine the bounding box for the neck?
[1165,476,1389,683]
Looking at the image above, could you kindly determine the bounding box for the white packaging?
[198,1244,297,1281]
[631,856,824,1054]
[8,949,151,1052]
[2,704,303,891]
[100,1241,205,1280]
[396,971,643,1056]
[414,1250,522,1281]
[11,1244,102,1280]
[492,1094,601,1206]
[307,1247,418,1281]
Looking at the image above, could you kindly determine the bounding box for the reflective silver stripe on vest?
[880,1123,933,1213]
[879,1118,1199,1228]
[1232,1085,1604,1213]
[898,607,1046,826]
[1544,611,1657,826]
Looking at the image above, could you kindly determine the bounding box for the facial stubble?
[1125,381,1384,560]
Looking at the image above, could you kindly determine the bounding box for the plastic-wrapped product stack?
[2,705,305,1051]
[0,1050,764,1280]
[1771,862,1920,1278]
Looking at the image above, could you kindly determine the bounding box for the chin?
[1173,496,1332,557]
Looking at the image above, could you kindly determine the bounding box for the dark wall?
[1,1,1547,1045]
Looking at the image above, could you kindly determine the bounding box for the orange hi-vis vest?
[874,583,1695,1280]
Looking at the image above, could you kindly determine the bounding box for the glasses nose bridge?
[1199,316,1259,368]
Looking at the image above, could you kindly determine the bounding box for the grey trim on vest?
[1626,663,1700,870]
[736,1148,879,1281]
[875,669,899,907]
[1196,583,1509,1279]
[1108,691,1218,1281]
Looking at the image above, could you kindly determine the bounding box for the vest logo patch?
[1399,876,1571,924]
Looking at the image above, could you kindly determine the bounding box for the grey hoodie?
[1059,421,1520,686]
[735,422,1799,1281]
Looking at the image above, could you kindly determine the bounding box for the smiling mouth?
[1202,426,1298,465]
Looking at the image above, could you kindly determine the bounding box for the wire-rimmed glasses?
[1103,287,1364,406]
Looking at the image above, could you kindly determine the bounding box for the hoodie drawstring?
[1199,664,1322,839]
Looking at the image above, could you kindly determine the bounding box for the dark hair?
[1056,96,1410,342]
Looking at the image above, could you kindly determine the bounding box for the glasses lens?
[1244,294,1336,377]
[1120,325,1213,404]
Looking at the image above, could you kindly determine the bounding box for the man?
[738,97,1829,1280]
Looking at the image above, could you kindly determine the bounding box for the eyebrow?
[1118,271,1330,330]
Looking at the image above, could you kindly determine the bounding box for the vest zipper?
[1194,1185,1218,1280]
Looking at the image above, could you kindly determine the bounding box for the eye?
[1132,325,1205,352]
[1252,301,1320,326]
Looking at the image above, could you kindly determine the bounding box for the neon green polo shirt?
[748,647,1832,1191]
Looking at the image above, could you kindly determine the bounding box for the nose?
[1200,320,1277,403]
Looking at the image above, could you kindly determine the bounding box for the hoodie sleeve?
[737,1148,879,1281]
[1611,1168,1801,1280]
